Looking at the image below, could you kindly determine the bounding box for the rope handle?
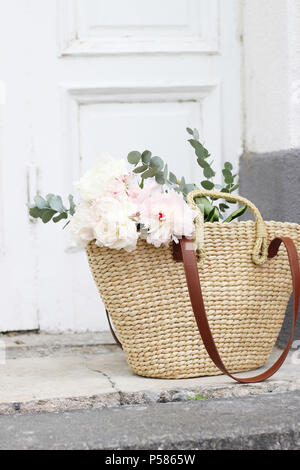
[187,190,268,265]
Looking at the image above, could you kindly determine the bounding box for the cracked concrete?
[2,392,300,450]
[0,332,299,415]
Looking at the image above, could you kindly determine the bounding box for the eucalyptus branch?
[28,194,76,228]
[127,127,247,224]
[127,151,195,198]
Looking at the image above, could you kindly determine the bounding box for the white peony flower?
[69,194,139,252]
[75,153,128,202]
[69,201,94,247]
[92,196,139,252]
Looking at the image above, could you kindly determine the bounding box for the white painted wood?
[58,0,220,55]
[61,82,222,184]
[0,81,5,255]
[243,0,300,152]
[0,0,242,332]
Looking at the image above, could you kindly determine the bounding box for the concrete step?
[1,391,300,450]
[0,332,299,415]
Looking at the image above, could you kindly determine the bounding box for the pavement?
[1,391,300,450]
[0,332,300,414]
[0,332,299,450]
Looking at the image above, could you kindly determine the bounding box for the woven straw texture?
[86,220,300,379]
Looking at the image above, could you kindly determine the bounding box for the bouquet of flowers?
[28,128,246,252]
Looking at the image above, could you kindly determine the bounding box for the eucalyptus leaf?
[141,150,152,164]
[179,177,186,192]
[219,203,230,212]
[197,158,208,169]
[49,195,65,213]
[222,169,234,185]
[133,165,149,174]
[163,164,168,180]
[155,173,165,185]
[29,207,44,218]
[222,169,232,179]
[186,127,194,136]
[193,128,199,140]
[196,148,210,160]
[169,172,177,184]
[68,194,76,216]
[150,156,164,170]
[201,180,214,190]
[184,184,195,195]
[224,162,233,171]
[34,195,48,210]
[225,175,234,185]
[142,168,157,179]
[203,165,215,179]
[53,212,68,223]
[189,140,210,159]
[128,151,141,165]
[229,184,239,193]
[41,209,57,224]
[46,194,55,203]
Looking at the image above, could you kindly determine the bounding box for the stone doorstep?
[0,333,299,415]
[2,392,300,450]
[1,331,115,354]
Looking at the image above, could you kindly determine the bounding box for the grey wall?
[240,149,300,348]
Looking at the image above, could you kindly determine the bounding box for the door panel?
[60,0,219,54]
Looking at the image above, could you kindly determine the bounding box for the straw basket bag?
[86,190,300,383]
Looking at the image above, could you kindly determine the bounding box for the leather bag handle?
[179,236,300,383]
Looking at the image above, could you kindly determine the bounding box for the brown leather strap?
[179,236,300,383]
[106,309,123,349]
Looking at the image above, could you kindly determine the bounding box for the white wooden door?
[0,0,242,332]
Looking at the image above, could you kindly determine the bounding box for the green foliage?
[150,156,164,170]
[127,127,245,224]
[127,151,141,165]
[141,150,152,164]
[169,172,177,184]
[201,180,214,190]
[223,204,247,223]
[133,165,148,174]
[186,130,243,222]
[68,195,76,216]
[29,194,76,227]
[127,149,195,197]
[188,394,208,400]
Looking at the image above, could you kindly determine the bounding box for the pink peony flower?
[137,182,196,247]
[108,173,141,201]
